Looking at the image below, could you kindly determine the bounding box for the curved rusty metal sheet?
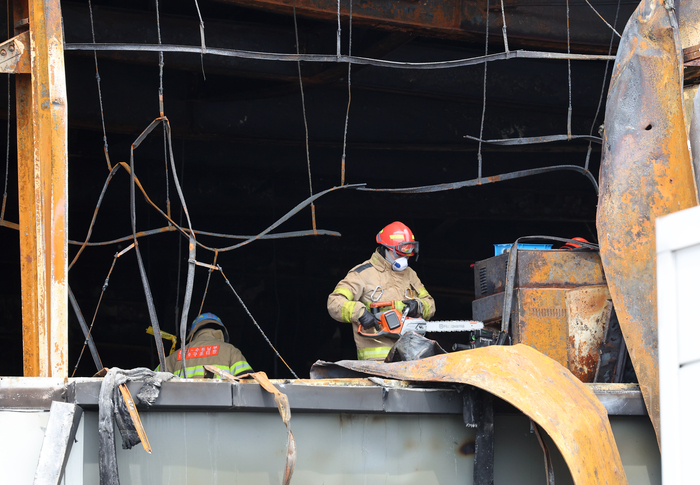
[330,345,628,485]
[597,0,699,447]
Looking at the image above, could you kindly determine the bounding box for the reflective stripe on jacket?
[327,249,436,360]
[157,328,252,378]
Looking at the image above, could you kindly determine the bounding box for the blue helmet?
[188,312,230,343]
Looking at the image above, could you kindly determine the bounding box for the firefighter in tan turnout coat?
[327,221,436,360]
[158,313,253,378]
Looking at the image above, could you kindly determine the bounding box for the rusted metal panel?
[330,345,629,485]
[515,288,569,367]
[597,0,699,447]
[15,0,69,377]
[566,285,611,383]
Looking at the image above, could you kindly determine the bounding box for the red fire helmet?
[376,221,419,257]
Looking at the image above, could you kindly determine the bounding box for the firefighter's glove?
[401,299,421,318]
[358,310,380,331]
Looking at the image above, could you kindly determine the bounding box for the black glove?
[358,310,380,331]
[402,299,421,318]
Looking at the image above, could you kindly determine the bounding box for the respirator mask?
[385,250,409,272]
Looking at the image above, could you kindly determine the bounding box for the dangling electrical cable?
[340,0,353,186]
[130,121,168,370]
[192,0,207,79]
[197,249,218,316]
[1,74,9,222]
[155,0,165,117]
[584,0,621,38]
[476,0,490,182]
[292,0,317,234]
[87,0,112,171]
[566,0,573,140]
[585,0,621,171]
[499,0,509,55]
[1,4,9,221]
[218,265,299,378]
[71,244,134,376]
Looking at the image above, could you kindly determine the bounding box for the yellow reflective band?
[412,235,415,240]
[342,300,357,323]
[357,346,392,360]
[422,300,432,319]
[333,287,354,301]
[231,361,253,376]
[395,300,406,312]
[417,287,430,298]
[389,234,405,240]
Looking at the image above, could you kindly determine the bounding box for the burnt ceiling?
[0,0,636,377]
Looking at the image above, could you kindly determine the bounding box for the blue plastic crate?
[494,243,553,256]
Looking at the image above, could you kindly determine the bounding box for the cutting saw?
[357,300,483,339]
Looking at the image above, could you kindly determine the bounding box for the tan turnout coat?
[327,250,436,360]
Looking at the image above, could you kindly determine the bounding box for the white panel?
[656,205,700,253]
[679,362,700,485]
[81,412,475,485]
[0,410,50,485]
[62,413,84,484]
[675,244,700,366]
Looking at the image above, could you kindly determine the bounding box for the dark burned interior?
[0,0,639,377]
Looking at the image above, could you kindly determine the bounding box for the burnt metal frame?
[9,0,69,377]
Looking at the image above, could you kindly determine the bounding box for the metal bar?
[473,390,495,485]
[16,0,69,377]
[32,402,83,485]
[64,43,615,68]
[67,286,102,372]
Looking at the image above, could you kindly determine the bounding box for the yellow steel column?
[14,0,68,377]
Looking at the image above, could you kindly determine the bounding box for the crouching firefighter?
[327,221,436,360]
[157,312,253,378]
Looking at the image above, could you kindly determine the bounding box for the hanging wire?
[336,0,342,58]
[292,0,317,233]
[566,0,573,140]
[197,249,218,316]
[192,0,207,79]
[1,74,9,222]
[163,124,171,219]
[584,0,621,38]
[155,0,165,116]
[340,0,353,186]
[585,0,621,170]
[499,0,509,55]
[174,140,186,331]
[1,3,8,221]
[476,0,490,182]
[218,265,299,378]
[87,0,112,171]
[71,244,134,377]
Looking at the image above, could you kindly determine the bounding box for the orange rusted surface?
[515,288,569,367]
[597,0,699,447]
[566,285,611,382]
[333,345,628,485]
[16,0,69,377]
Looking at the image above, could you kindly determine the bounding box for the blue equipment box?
[494,243,553,256]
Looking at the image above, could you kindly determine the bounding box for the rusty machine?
[471,244,630,384]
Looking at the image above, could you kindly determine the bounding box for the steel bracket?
[0,31,30,74]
